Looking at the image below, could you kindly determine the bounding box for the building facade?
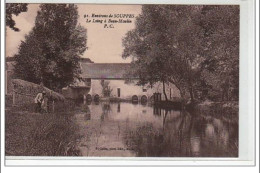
[90,79,180,101]
[62,62,181,102]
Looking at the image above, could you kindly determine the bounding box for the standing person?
[34,91,46,113]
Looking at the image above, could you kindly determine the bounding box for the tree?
[123,5,202,101]
[6,3,28,31]
[199,6,239,101]
[14,4,87,91]
[122,5,239,102]
[100,80,113,97]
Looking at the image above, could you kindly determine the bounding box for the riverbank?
[153,100,183,110]
[5,106,81,156]
[100,97,132,103]
[187,100,239,124]
[151,99,238,123]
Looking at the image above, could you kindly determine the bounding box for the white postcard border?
[1,0,257,166]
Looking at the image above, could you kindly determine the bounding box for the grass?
[5,105,81,156]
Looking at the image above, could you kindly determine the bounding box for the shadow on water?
[76,100,238,157]
[123,107,238,157]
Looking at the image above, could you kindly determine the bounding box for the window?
[117,88,120,97]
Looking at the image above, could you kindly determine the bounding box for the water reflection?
[84,106,91,121]
[101,103,111,121]
[76,102,238,157]
[117,103,120,113]
[153,107,162,116]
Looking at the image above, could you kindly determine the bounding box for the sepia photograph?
[4,2,240,159]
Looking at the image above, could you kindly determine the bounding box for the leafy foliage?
[14,4,87,91]
[122,5,239,102]
[6,3,28,31]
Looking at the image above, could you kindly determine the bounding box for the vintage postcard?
[3,0,256,166]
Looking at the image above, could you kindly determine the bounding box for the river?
[74,102,238,157]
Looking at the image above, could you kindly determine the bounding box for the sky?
[6,4,142,63]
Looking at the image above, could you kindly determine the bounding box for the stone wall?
[11,79,64,112]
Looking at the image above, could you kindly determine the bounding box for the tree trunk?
[189,87,194,102]
[168,78,184,99]
[162,80,168,101]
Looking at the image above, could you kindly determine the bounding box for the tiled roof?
[80,63,132,79]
